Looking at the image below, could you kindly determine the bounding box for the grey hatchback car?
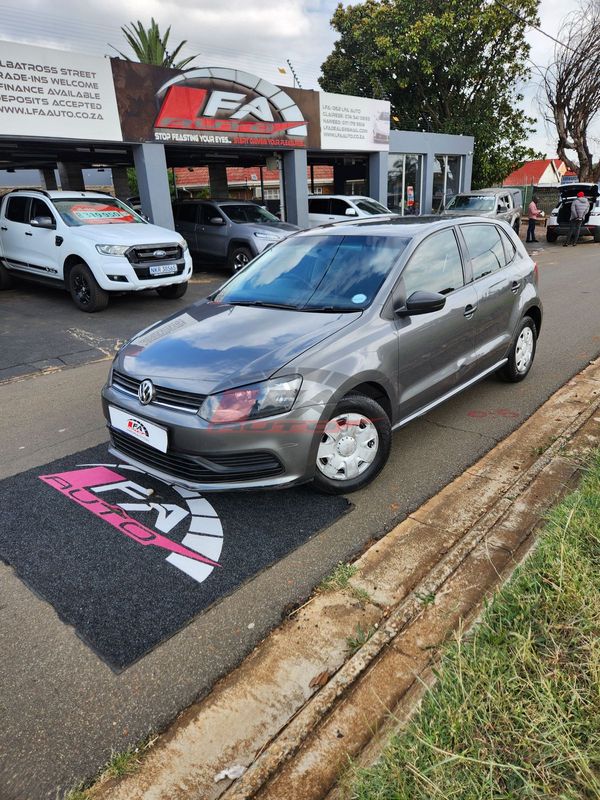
[173,199,299,271]
[101,216,542,494]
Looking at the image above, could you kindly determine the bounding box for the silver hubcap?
[515,326,534,373]
[233,251,250,270]
[317,413,379,482]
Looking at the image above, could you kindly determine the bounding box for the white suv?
[307,195,392,228]
[0,190,192,311]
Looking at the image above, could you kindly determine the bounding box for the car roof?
[308,194,374,201]
[295,214,500,238]
[453,189,502,196]
[4,189,114,200]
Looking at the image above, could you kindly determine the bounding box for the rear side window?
[308,198,330,214]
[5,196,29,223]
[176,204,198,223]
[461,224,506,279]
[401,229,465,297]
[497,227,517,263]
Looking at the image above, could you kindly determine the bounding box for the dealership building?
[0,41,474,227]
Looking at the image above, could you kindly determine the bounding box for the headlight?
[199,376,302,424]
[96,244,129,256]
[180,240,189,252]
[254,231,281,241]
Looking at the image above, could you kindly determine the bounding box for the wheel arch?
[340,380,393,424]
[524,304,542,336]
[63,254,88,282]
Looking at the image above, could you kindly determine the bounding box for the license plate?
[149,263,178,276]
[109,406,168,453]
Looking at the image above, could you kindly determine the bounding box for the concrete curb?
[92,360,600,800]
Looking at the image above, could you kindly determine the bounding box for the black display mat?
[0,444,349,670]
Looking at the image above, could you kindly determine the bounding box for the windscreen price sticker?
[72,204,134,223]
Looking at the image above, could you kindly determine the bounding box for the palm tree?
[111,18,198,70]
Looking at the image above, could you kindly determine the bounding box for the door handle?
[463,304,477,319]
[25,231,33,236]
[511,280,520,294]
[0,226,7,231]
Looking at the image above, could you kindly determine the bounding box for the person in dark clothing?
[564,191,590,246]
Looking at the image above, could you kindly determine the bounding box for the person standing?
[526,196,542,243]
[564,191,589,246]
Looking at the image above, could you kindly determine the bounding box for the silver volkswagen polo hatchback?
[101,216,542,494]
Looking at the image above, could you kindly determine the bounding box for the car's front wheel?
[0,262,13,290]
[156,281,188,299]
[313,394,391,495]
[228,246,252,272]
[68,263,109,312]
[497,316,537,382]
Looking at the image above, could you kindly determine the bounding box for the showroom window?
[432,155,462,212]
[387,154,423,215]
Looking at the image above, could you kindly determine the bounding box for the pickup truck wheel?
[0,263,13,290]
[69,263,109,312]
[156,281,188,299]
[228,246,252,273]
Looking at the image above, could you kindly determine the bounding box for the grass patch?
[319,562,359,592]
[345,451,600,799]
[347,624,377,654]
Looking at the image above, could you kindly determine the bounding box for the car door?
[195,203,230,261]
[1,195,32,271]
[459,223,517,371]
[307,197,332,227]
[173,203,200,253]
[25,197,62,278]
[392,227,479,420]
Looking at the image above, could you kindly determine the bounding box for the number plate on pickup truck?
[149,263,178,276]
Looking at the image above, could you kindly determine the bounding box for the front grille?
[112,370,206,412]
[110,429,285,483]
[126,244,183,265]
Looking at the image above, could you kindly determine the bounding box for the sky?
[0,0,590,158]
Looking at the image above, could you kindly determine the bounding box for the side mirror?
[209,216,225,226]
[30,216,56,229]
[396,290,447,316]
[345,208,358,216]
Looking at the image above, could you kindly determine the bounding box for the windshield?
[52,197,144,226]
[212,234,408,312]
[353,198,390,215]
[445,195,496,212]
[221,204,280,224]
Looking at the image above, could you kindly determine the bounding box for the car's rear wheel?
[156,281,188,299]
[0,263,13,290]
[594,227,600,243]
[497,316,537,383]
[313,394,391,495]
[546,228,558,243]
[228,246,252,272]
[68,262,109,312]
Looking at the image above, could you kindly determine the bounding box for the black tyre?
[313,394,392,495]
[546,229,558,243]
[0,262,13,290]
[497,316,537,383]
[594,227,600,243]
[68,262,109,312]
[156,281,188,299]
[228,246,252,272]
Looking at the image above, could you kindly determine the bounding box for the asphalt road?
[1,240,599,799]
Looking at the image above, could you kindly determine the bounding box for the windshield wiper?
[302,305,362,313]
[228,300,298,310]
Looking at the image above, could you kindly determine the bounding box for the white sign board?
[0,41,122,141]
[319,92,390,151]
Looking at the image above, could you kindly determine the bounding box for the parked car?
[307,195,393,228]
[102,216,541,494]
[173,199,299,272]
[545,183,600,243]
[441,189,522,232]
[0,190,192,311]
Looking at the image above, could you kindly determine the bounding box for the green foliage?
[345,451,600,799]
[320,0,542,187]
[112,18,198,70]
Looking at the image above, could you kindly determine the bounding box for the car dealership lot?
[0,241,599,798]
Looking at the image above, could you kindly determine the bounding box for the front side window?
[354,198,390,215]
[30,198,55,222]
[400,229,465,297]
[212,234,408,312]
[52,197,144,226]
[221,204,280,224]
[330,198,351,216]
[462,224,506,279]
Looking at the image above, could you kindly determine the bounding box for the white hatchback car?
[307,195,392,228]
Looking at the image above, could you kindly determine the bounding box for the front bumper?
[101,382,329,491]
[94,250,193,291]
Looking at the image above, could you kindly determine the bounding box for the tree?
[111,18,198,70]
[541,1,600,182]
[319,0,541,188]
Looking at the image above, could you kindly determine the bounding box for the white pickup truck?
[0,190,193,311]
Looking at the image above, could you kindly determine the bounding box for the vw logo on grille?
[153,249,167,258]
[138,379,155,405]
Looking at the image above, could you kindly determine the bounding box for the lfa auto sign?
[153,67,308,147]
